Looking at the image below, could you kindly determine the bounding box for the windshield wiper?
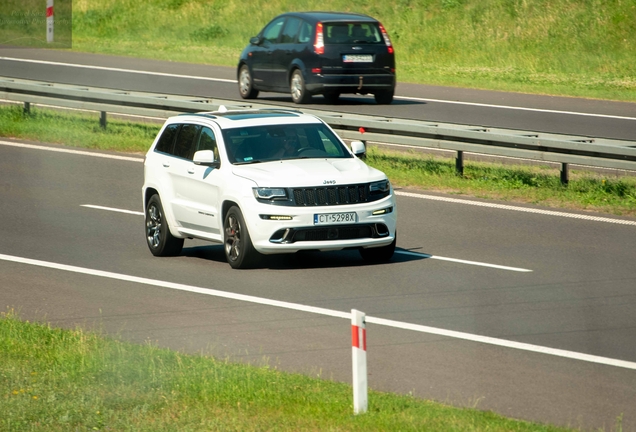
[233,159,262,165]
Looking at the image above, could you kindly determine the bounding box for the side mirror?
[193,150,220,168]
[250,36,261,45]
[350,141,366,159]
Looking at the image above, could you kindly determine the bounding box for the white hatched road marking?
[1,253,634,370]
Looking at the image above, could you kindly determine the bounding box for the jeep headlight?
[253,187,287,200]
[369,180,390,195]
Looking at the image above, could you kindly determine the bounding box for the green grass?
[0,309,574,431]
[2,103,635,217]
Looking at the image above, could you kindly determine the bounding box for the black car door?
[251,17,285,89]
[270,17,302,90]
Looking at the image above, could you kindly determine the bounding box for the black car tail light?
[379,23,394,54]
[314,22,325,55]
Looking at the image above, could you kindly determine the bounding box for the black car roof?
[278,11,378,23]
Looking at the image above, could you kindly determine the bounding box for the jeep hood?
[232,158,386,187]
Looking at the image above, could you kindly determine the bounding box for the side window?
[173,124,201,160]
[196,127,219,160]
[262,17,285,43]
[298,21,313,43]
[280,17,301,44]
[154,124,179,154]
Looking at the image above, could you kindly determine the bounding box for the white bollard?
[351,309,368,414]
[46,0,54,43]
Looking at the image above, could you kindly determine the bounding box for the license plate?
[342,54,373,63]
[314,212,357,225]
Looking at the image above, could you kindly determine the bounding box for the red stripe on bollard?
[352,325,367,351]
[46,7,54,17]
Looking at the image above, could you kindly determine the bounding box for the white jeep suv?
[142,108,397,269]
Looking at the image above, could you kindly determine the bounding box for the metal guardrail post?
[100,111,107,129]
[456,150,464,176]
[561,163,570,185]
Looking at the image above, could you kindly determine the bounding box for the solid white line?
[81,204,143,216]
[0,140,144,162]
[395,250,532,272]
[1,252,634,370]
[395,95,636,122]
[396,191,636,226]
[80,204,532,272]
[0,56,236,84]
[3,56,635,122]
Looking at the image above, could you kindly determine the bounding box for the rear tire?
[290,69,311,104]
[374,89,394,104]
[238,64,259,99]
[145,194,184,257]
[224,206,261,269]
[360,235,396,263]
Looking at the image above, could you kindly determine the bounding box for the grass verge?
[0,309,573,431]
[2,104,635,217]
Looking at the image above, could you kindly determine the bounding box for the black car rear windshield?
[223,123,353,164]
[324,22,383,45]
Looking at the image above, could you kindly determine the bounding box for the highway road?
[1,49,636,430]
[1,139,635,430]
[1,47,636,141]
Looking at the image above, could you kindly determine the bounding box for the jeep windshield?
[224,123,354,164]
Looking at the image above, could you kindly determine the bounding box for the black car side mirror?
[250,36,261,45]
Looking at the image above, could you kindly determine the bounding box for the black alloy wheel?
[145,194,184,256]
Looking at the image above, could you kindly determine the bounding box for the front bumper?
[242,194,397,254]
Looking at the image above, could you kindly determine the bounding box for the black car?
[237,11,396,104]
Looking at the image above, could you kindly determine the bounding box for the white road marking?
[1,252,634,370]
[394,95,636,121]
[396,191,636,226]
[0,56,236,83]
[81,204,143,216]
[395,250,532,272]
[80,203,531,272]
[2,56,635,121]
[0,140,144,162]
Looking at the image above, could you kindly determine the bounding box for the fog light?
[260,215,293,221]
[372,207,393,216]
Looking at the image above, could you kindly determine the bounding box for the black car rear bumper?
[305,73,395,95]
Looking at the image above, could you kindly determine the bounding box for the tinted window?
[325,23,382,45]
[222,123,352,164]
[280,17,301,44]
[155,124,179,154]
[262,17,285,43]
[196,127,219,160]
[298,21,313,43]
[173,124,201,160]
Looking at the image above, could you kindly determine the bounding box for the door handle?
[187,168,195,174]
[162,163,170,168]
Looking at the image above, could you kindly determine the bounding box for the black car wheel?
[238,64,259,99]
[290,69,311,104]
[224,206,260,269]
[360,234,396,263]
[374,89,394,104]
[145,194,184,256]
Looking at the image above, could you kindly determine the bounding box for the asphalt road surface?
[1,47,636,141]
[1,139,635,431]
[1,48,636,430]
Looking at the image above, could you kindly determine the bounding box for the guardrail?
[2,76,636,184]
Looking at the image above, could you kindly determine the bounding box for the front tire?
[238,64,259,99]
[290,69,311,104]
[224,206,260,269]
[360,235,396,263]
[145,194,184,257]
